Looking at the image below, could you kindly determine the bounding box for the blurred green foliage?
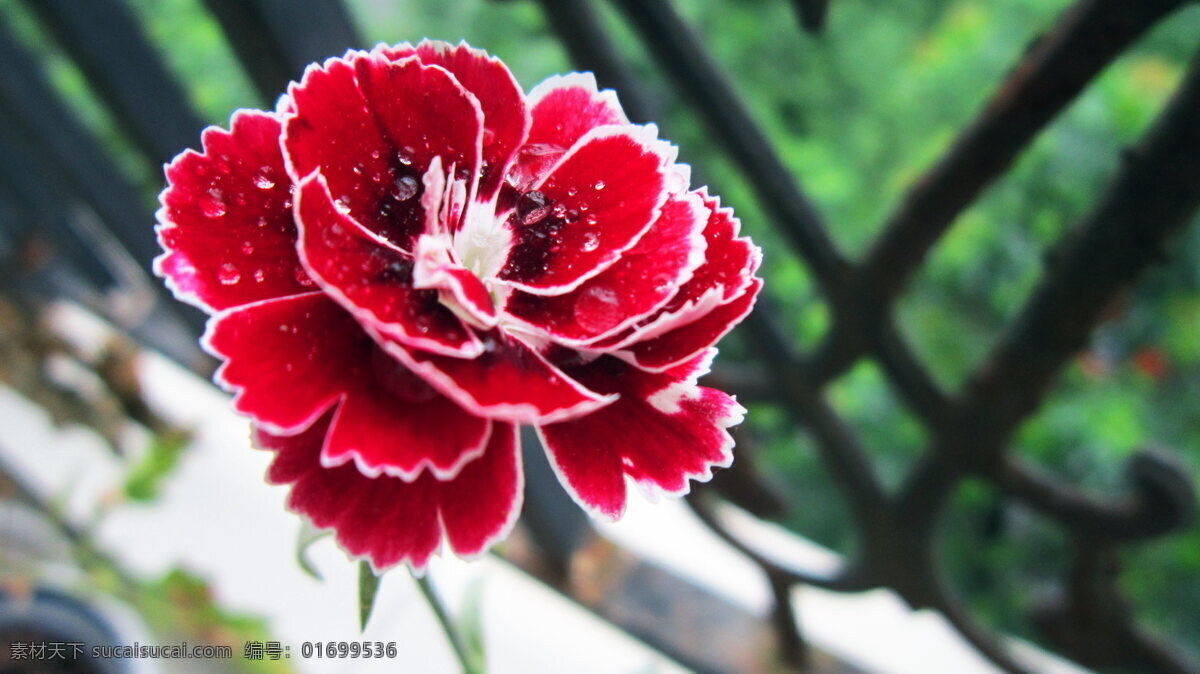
[2,0,1198,660]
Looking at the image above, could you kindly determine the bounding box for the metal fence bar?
[19,0,208,166]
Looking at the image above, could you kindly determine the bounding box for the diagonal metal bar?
[19,0,208,166]
[952,46,1200,460]
[607,0,849,298]
[812,0,1189,382]
[0,17,206,339]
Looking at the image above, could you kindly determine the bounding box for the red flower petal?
[294,174,483,358]
[673,189,761,305]
[538,353,743,520]
[156,110,313,312]
[283,51,483,249]
[377,41,529,202]
[615,278,763,371]
[379,330,616,425]
[204,292,357,434]
[526,72,628,155]
[503,191,708,343]
[258,416,523,572]
[208,291,491,478]
[322,354,492,481]
[497,125,675,295]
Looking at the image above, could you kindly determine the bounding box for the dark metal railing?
[1,0,1197,672]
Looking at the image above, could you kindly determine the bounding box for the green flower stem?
[413,572,482,674]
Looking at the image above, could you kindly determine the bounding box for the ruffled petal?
[503,191,707,343]
[206,292,491,482]
[377,40,529,203]
[258,416,522,572]
[525,72,628,156]
[156,110,313,312]
[670,189,761,306]
[322,348,492,481]
[497,125,675,295]
[614,278,763,372]
[294,174,483,358]
[204,292,357,434]
[283,51,483,249]
[538,353,743,520]
[379,330,616,425]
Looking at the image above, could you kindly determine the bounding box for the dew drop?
[581,231,600,252]
[517,190,551,225]
[253,268,267,283]
[482,128,496,147]
[593,180,606,191]
[396,147,415,166]
[217,262,240,285]
[252,172,275,190]
[522,143,564,157]
[566,186,578,197]
[334,196,352,213]
[392,176,419,201]
[200,190,226,218]
[352,163,365,176]
[255,216,268,228]
[240,240,255,255]
[585,213,598,226]
[573,285,622,333]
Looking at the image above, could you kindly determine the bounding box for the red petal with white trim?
[504,191,707,342]
[207,293,489,482]
[156,110,313,312]
[539,354,743,520]
[671,189,761,306]
[284,52,482,249]
[380,331,615,425]
[259,416,522,571]
[322,346,491,480]
[378,41,528,202]
[294,175,482,358]
[616,278,763,371]
[526,73,628,154]
[498,126,674,294]
[205,292,357,434]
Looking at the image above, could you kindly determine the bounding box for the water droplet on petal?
[566,186,578,197]
[593,180,606,191]
[217,262,240,285]
[573,285,622,333]
[200,190,226,218]
[252,172,275,190]
[581,231,600,252]
[482,129,496,147]
[585,214,598,226]
[396,147,415,166]
[253,269,267,283]
[334,196,351,212]
[518,190,551,225]
[240,240,255,255]
[392,176,419,201]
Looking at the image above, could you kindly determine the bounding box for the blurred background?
[1,0,1198,672]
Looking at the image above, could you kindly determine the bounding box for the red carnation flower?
[155,41,761,572]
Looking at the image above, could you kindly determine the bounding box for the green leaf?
[358,561,381,632]
[295,521,330,582]
[123,429,190,502]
